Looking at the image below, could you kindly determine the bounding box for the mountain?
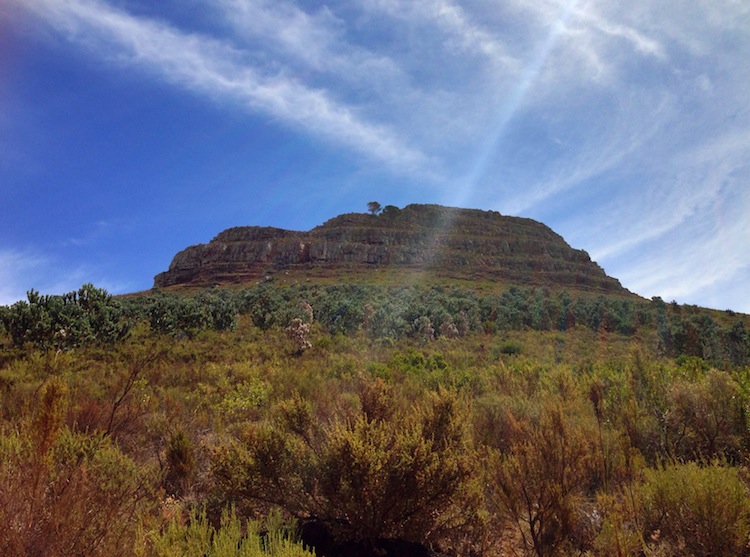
[154,204,628,295]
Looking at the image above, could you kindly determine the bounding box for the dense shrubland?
[1,283,750,556]
[3,283,747,366]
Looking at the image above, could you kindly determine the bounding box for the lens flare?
[453,0,581,210]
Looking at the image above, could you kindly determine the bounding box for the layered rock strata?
[154,204,624,293]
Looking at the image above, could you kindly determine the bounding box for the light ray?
[451,0,580,210]
[412,0,581,288]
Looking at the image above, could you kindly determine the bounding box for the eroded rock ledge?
[154,204,624,294]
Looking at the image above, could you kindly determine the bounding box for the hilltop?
[4,207,750,557]
[154,204,628,295]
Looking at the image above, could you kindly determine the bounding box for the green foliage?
[0,378,149,556]
[656,311,749,366]
[216,378,271,422]
[143,290,237,338]
[138,506,314,557]
[487,397,599,556]
[238,285,282,330]
[165,430,195,496]
[1,284,130,349]
[590,492,644,557]
[366,201,382,215]
[638,461,750,557]
[9,282,745,366]
[380,204,401,218]
[2,280,750,555]
[725,320,750,367]
[499,340,522,356]
[320,390,478,543]
[308,285,366,334]
[213,388,480,548]
[666,369,743,460]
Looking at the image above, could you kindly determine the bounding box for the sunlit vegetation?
[1,282,750,556]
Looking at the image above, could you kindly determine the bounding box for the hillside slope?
[154,204,627,295]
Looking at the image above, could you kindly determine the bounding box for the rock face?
[154,204,625,293]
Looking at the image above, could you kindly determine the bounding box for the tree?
[367,201,382,215]
[381,205,401,218]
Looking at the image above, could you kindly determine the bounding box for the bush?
[137,506,315,557]
[1,284,130,349]
[638,460,750,557]
[487,398,599,556]
[318,391,477,544]
[0,378,149,556]
[499,340,522,356]
[666,369,743,460]
[165,430,195,496]
[212,389,480,549]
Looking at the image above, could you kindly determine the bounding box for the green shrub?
[319,395,476,543]
[666,369,743,460]
[499,340,522,356]
[0,398,149,556]
[487,399,599,556]
[1,284,130,349]
[212,389,479,548]
[137,506,314,556]
[165,430,195,496]
[639,460,750,557]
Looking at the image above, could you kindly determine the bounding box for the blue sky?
[1,0,749,311]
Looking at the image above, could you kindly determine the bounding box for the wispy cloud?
[0,247,131,306]
[564,1,665,58]
[14,0,429,171]
[615,204,749,309]
[6,0,750,309]
[63,219,116,248]
[0,249,47,306]
[0,249,93,305]
[361,0,519,71]
[574,125,750,311]
[219,0,404,86]
[591,129,750,261]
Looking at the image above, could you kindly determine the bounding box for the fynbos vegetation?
[2,277,749,556]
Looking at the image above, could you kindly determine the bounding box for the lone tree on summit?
[367,201,382,215]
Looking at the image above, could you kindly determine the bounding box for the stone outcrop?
[154,204,625,293]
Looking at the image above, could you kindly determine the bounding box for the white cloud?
[220,0,344,70]
[218,0,404,85]
[6,0,750,311]
[14,0,429,172]
[361,0,506,53]
[0,249,90,305]
[0,249,48,306]
[563,0,665,58]
[577,127,750,309]
[614,210,750,311]
[591,126,750,255]
[398,0,519,70]
[0,247,131,306]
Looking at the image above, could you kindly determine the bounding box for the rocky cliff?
[154,204,626,293]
